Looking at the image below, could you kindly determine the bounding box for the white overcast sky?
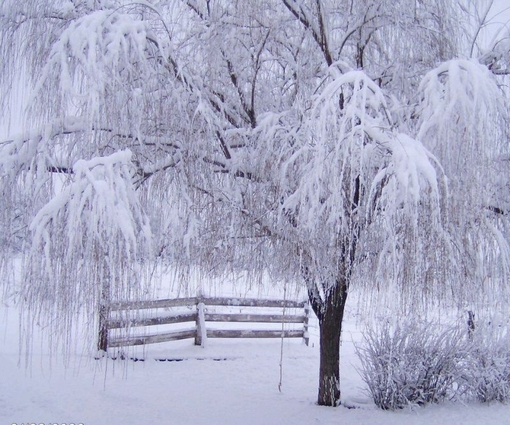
[489,0,510,39]
[494,0,510,21]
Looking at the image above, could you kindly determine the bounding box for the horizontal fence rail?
[109,329,198,348]
[99,297,310,351]
[107,312,197,329]
[108,297,307,311]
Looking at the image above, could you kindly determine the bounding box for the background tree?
[1,0,509,407]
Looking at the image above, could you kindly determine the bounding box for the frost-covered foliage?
[462,327,510,403]
[357,321,467,410]
[417,59,510,306]
[21,150,152,358]
[358,319,510,410]
[274,68,444,294]
[31,9,154,123]
[1,0,509,407]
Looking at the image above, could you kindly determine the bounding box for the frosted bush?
[462,329,510,403]
[357,321,467,410]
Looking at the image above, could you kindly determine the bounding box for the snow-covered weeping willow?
[268,68,448,311]
[417,59,510,308]
[0,4,182,356]
[21,150,152,359]
[0,0,509,405]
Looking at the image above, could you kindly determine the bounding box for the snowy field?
[0,0,510,425]
[1,283,510,425]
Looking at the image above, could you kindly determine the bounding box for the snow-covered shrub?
[357,321,467,410]
[462,328,510,403]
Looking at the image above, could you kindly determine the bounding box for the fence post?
[467,310,475,340]
[303,303,310,346]
[98,303,110,351]
[195,300,207,347]
[97,259,111,352]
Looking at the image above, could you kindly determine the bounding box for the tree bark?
[315,278,349,406]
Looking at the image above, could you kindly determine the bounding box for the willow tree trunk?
[312,278,349,406]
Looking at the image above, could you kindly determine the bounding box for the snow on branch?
[417,59,505,154]
[379,133,441,210]
[479,29,510,75]
[281,70,439,230]
[31,8,161,123]
[278,70,443,288]
[22,150,152,355]
[0,116,86,176]
[416,58,510,304]
[417,58,508,214]
[30,149,151,266]
[37,9,148,88]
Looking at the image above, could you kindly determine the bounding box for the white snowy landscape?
[2,0,510,424]
[2,280,510,425]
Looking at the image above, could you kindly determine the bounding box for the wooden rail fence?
[98,297,310,350]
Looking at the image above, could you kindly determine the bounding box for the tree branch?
[487,205,506,215]
[282,0,333,66]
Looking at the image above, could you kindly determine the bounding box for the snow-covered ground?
[2,283,510,425]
